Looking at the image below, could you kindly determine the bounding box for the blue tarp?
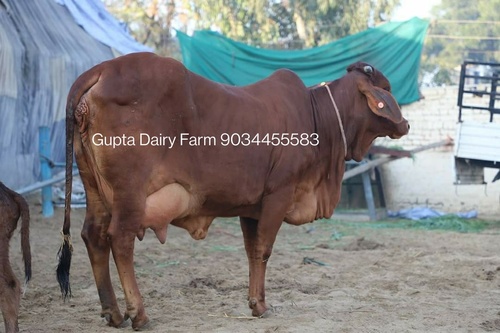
[388,207,478,220]
[178,18,429,105]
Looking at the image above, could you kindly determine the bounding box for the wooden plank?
[455,150,500,162]
[456,136,500,147]
[459,126,500,138]
[15,170,80,195]
[343,139,453,181]
[457,142,500,158]
[455,122,500,161]
[368,145,412,157]
[458,121,500,130]
[458,143,500,154]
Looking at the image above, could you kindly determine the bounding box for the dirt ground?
[5,198,500,333]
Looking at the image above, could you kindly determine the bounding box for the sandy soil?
[5,199,500,333]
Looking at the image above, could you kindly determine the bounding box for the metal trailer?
[454,61,500,185]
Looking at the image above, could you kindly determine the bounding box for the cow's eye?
[363,65,373,74]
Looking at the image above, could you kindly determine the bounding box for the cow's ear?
[358,79,403,123]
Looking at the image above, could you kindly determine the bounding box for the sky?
[392,0,441,21]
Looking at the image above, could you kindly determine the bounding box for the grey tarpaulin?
[54,0,153,54]
[0,0,149,189]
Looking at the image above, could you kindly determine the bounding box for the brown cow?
[57,53,409,330]
[0,182,31,333]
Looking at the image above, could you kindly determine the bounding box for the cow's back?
[84,54,313,200]
[75,53,318,217]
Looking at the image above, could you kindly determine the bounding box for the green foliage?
[180,0,400,49]
[279,216,498,252]
[323,215,493,233]
[102,0,498,87]
[104,0,179,57]
[104,0,400,55]
[422,0,500,85]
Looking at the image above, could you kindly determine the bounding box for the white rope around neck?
[323,84,347,158]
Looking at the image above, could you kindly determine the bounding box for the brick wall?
[374,85,500,217]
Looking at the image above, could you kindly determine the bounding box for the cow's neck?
[309,82,349,191]
[308,82,350,216]
[309,81,349,164]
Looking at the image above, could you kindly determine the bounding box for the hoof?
[258,308,273,318]
[132,316,150,331]
[248,298,268,317]
[102,311,127,328]
[124,311,150,331]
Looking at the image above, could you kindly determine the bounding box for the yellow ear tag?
[377,102,384,109]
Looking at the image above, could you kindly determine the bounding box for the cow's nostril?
[407,123,410,130]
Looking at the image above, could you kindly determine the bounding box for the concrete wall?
[375,85,500,217]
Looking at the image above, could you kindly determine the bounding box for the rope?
[324,84,347,158]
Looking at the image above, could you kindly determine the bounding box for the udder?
[142,183,195,243]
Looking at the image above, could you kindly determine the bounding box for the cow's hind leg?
[77,129,125,327]
[81,197,126,328]
[108,199,149,330]
[0,240,21,333]
[240,212,283,317]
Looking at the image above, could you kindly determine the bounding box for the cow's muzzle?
[389,118,409,139]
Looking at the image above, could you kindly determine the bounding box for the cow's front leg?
[108,208,149,331]
[81,198,124,328]
[240,214,283,317]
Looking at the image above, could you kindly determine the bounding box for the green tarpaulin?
[177,17,429,105]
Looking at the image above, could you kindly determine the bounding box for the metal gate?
[454,61,500,184]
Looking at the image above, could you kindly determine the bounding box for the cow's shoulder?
[247,69,306,96]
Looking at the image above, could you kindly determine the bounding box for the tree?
[178,0,400,49]
[422,0,500,85]
[103,0,177,56]
[104,0,401,54]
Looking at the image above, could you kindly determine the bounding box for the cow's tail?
[57,67,101,300]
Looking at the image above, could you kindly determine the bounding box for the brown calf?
[0,182,31,333]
